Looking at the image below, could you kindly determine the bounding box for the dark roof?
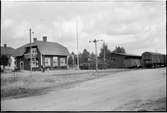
[14,41,69,57]
[142,52,165,56]
[111,52,141,58]
[1,46,15,56]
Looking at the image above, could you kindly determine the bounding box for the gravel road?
[1,68,166,111]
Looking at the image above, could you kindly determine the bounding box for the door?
[20,61,24,70]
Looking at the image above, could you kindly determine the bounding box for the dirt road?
[1,68,166,111]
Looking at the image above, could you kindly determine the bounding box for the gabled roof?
[111,52,140,57]
[111,52,141,58]
[1,46,15,56]
[14,41,69,57]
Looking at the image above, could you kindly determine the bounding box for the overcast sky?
[1,0,166,55]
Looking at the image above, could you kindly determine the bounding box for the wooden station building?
[14,36,69,71]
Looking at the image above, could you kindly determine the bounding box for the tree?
[0,55,9,66]
[89,52,96,61]
[0,55,9,71]
[80,49,90,64]
[99,43,111,61]
[68,52,77,67]
[68,55,73,66]
[112,46,126,53]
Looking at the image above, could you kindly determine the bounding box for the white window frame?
[60,58,66,66]
[45,57,51,66]
[53,57,58,67]
[31,58,38,68]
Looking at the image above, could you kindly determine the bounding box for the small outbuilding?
[110,52,141,68]
[14,36,70,71]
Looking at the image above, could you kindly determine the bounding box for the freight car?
[141,52,166,68]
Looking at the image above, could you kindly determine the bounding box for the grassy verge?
[1,75,53,99]
[1,69,130,99]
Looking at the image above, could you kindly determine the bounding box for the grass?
[1,69,129,99]
[116,97,166,111]
[1,75,53,99]
[137,97,166,111]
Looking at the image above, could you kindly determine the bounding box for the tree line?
[68,44,126,69]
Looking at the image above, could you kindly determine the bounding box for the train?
[141,52,166,68]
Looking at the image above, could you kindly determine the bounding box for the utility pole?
[72,54,75,69]
[29,28,32,72]
[103,40,106,63]
[76,20,80,70]
[103,40,106,70]
[89,39,103,72]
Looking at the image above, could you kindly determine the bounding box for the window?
[53,57,58,67]
[45,57,51,66]
[31,59,38,68]
[60,58,66,66]
[31,48,37,54]
[32,58,35,61]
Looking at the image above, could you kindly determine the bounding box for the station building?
[14,36,69,71]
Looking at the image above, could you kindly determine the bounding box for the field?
[1,68,166,111]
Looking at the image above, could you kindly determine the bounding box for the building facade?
[110,52,141,68]
[14,36,69,71]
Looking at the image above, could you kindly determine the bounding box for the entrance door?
[20,61,24,70]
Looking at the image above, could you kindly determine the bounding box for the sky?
[1,0,166,55]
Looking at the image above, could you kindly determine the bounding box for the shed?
[110,52,141,68]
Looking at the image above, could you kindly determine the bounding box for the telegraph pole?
[29,28,32,72]
[76,20,80,70]
[95,40,98,71]
[103,40,106,62]
[89,39,103,72]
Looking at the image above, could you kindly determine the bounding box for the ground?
[1,68,166,111]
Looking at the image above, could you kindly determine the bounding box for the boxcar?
[141,52,166,68]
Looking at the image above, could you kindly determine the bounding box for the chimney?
[43,36,47,42]
[33,38,37,42]
[4,44,7,48]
